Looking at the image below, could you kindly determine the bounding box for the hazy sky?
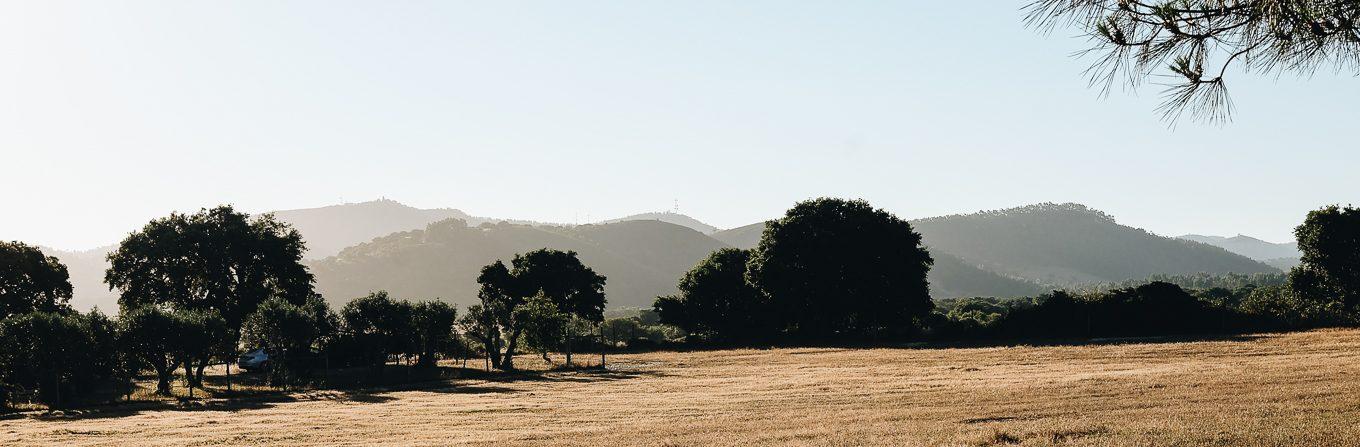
[2,1,1354,250]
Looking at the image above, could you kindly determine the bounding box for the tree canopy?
[0,241,73,321]
[243,296,331,385]
[117,305,189,395]
[654,248,768,341]
[105,205,315,332]
[1027,0,1360,123]
[471,249,608,369]
[0,311,114,406]
[1289,205,1360,312]
[410,300,458,367]
[508,249,608,322]
[339,291,414,367]
[747,198,934,338]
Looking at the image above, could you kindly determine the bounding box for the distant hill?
[271,198,562,259]
[40,245,117,312]
[600,212,719,234]
[1263,257,1301,270]
[52,199,1286,311]
[271,199,473,259]
[1177,234,1300,263]
[928,252,1047,298]
[911,203,1279,286]
[711,222,766,248]
[308,219,729,308]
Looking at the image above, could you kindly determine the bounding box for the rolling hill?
[50,200,1283,311]
[1177,234,1300,269]
[910,203,1279,285]
[721,203,1279,290]
[308,219,729,308]
[600,212,719,234]
[710,222,766,248]
[270,199,475,259]
[40,245,118,312]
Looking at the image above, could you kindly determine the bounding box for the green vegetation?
[655,248,765,342]
[750,198,934,338]
[1290,205,1360,312]
[0,311,119,407]
[659,198,936,341]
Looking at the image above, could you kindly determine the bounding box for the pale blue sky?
[2,1,1354,250]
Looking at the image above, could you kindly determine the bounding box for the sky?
[2,1,1354,250]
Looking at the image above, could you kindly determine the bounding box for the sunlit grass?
[6,330,1360,446]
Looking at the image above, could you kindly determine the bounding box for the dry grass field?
[5,329,1360,446]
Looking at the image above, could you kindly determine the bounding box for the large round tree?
[105,205,315,333]
[747,198,934,339]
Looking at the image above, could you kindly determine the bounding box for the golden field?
[5,329,1360,446]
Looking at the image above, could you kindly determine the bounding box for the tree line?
[655,200,1360,344]
[0,206,609,409]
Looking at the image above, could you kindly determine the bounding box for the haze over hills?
[710,222,766,248]
[47,199,1284,312]
[1177,234,1301,270]
[40,245,118,312]
[599,211,719,234]
[910,203,1279,285]
[308,219,728,308]
[271,198,558,259]
[270,199,471,259]
[716,203,1278,290]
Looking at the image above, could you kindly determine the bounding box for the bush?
[340,291,415,368]
[242,297,332,386]
[0,311,118,407]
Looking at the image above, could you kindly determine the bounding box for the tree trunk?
[44,367,61,408]
[194,360,208,388]
[501,327,523,370]
[485,333,503,370]
[154,363,173,395]
[565,324,573,366]
[184,362,196,397]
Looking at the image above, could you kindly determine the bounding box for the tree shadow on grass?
[13,364,661,422]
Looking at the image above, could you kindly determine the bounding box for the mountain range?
[1176,234,1301,270]
[45,199,1282,312]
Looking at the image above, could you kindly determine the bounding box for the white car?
[237,348,271,371]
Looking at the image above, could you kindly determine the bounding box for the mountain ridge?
[44,199,1285,311]
[1177,233,1300,262]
